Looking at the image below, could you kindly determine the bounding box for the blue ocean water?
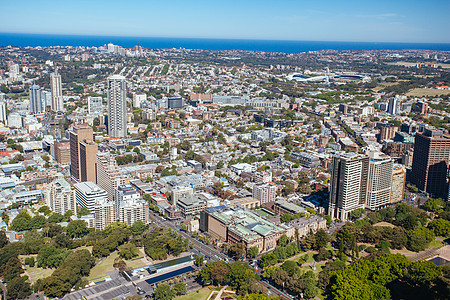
[1,32,449,53]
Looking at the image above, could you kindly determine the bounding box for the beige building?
[93,202,116,230]
[79,140,98,183]
[226,197,259,210]
[96,152,126,201]
[391,165,406,203]
[289,215,327,237]
[54,139,71,165]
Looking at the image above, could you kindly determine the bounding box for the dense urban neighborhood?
[0,43,449,300]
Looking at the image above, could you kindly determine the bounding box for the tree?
[66,220,89,238]
[113,257,129,273]
[407,227,434,252]
[247,246,259,259]
[172,282,187,296]
[0,231,8,249]
[194,255,204,267]
[77,207,91,218]
[228,242,246,259]
[428,218,450,237]
[6,277,32,300]
[424,198,444,213]
[131,220,148,236]
[118,243,139,260]
[314,229,329,250]
[154,283,173,300]
[38,206,51,216]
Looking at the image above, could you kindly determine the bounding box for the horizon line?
[1,31,450,45]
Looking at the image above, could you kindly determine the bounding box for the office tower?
[133,93,146,108]
[416,101,428,115]
[79,140,98,182]
[88,96,103,114]
[0,101,7,123]
[167,97,183,109]
[252,182,277,205]
[70,124,97,182]
[391,165,406,204]
[378,124,398,142]
[366,152,393,211]
[329,153,369,221]
[29,85,44,114]
[54,139,71,164]
[50,69,64,112]
[410,129,450,197]
[45,178,77,215]
[338,103,348,114]
[96,152,126,201]
[74,181,108,211]
[107,75,127,138]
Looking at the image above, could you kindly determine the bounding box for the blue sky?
[1,0,449,43]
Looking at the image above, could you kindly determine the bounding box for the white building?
[366,152,393,211]
[8,113,22,128]
[45,178,77,215]
[93,201,116,230]
[254,172,272,184]
[74,181,108,211]
[253,183,278,205]
[133,93,146,108]
[230,163,256,175]
[29,85,44,114]
[107,75,127,137]
[88,96,103,115]
[0,101,7,124]
[50,69,63,112]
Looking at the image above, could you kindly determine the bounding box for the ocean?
[1,32,449,53]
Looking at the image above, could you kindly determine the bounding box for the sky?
[1,0,449,43]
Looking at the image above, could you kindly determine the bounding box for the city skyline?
[1,0,450,43]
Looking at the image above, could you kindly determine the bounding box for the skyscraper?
[329,153,369,221]
[70,124,97,182]
[387,96,401,115]
[0,101,7,124]
[29,85,44,114]
[50,69,64,112]
[107,75,127,138]
[410,129,450,197]
[366,152,393,211]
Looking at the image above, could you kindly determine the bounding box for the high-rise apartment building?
[387,96,401,115]
[70,124,97,182]
[50,69,64,112]
[416,101,428,115]
[410,129,450,197]
[96,152,126,201]
[54,139,71,165]
[366,152,393,211]
[107,75,127,138]
[329,153,369,221]
[29,85,44,114]
[133,93,146,108]
[252,182,278,205]
[45,178,77,215]
[378,124,398,142]
[391,165,406,204]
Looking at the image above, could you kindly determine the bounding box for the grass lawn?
[373,222,396,228]
[87,252,119,280]
[428,239,443,249]
[175,287,211,300]
[24,265,54,282]
[406,88,450,97]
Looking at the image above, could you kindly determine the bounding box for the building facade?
[366,152,393,211]
[50,69,64,112]
[45,178,77,215]
[107,75,127,138]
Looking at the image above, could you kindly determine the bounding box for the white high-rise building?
[107,75,127,137]
[88,96,103,115]
[366,152,393,211]
[45,178,77,215]
[8,113,22,128]
[133,93,146,108]
[0,101,7,124]
[50,69,64,112]
[96,152,126,201]
[29,85,44,114]
[41,91,52,109]
[387,95,401,115]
